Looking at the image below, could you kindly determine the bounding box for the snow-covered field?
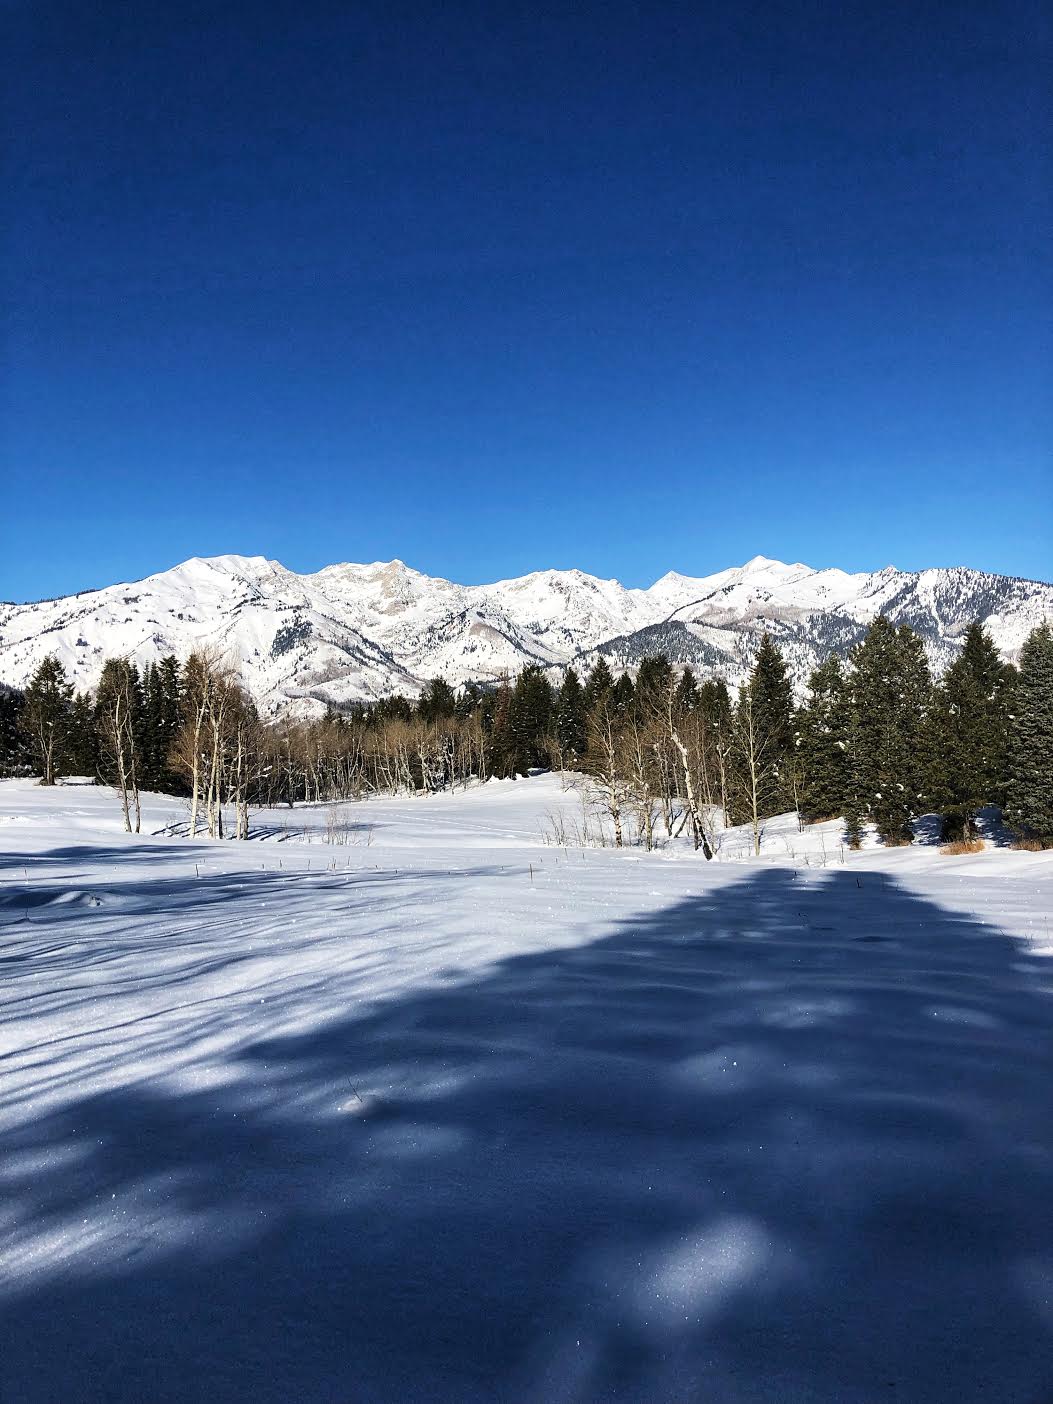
[2,775,1052,1402]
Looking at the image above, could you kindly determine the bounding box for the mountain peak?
[2,555,1048,716]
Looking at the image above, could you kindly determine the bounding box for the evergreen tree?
[0,684,30,776]
[849,618,932,845]
[582,656,614,713]
[489,679,515,778]
[928,622,1014,839]
[796,654,851,822]
[729,633,794,825]
[21,655,74,784]
[634,655,674,716]
[674,667,700,713]
[610,671,635,717]
[95,659,145,790]
[508,666,554,774]
[66,692,100,777]
[417,676,457,723]
[456,681,484,720]
[1005,622,1053,841]
[143,660,184,791]
[556,667,587,763]
[698,679,733,734]
[748,633,794,806]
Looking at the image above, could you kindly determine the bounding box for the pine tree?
[849,618,932,845]
[634,655,674,717]
[610,671,635,717]
[417,677,457,723]
[0,685,30,777]
[456,681,484,721]
[749,633,794,806]
[729,633,794,830]
[21,655,74,784]
[582,657,614,714]
[796,654,851,822]
[95,659,146,831]
[1005,623,1053,841]
[674,667,700,713]
[488,679,515,778]
[556,667,587,763]
[928,622,1014,839]
[508,666,554,773]
[66,692,100,778]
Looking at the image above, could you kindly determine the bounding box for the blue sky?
[3,0,1050,601]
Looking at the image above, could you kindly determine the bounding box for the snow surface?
[2,775,1053,1401]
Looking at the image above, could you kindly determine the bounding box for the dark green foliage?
[927,623,1015,839]
[674,667,700,713]
[749,633,794,806]
[271,617,313,657]
[697,679,733,733]
[488,680,515,777]
[154,655,184,790]
[796,654,851,823]
[0,684,31,776]
[66,692,100,777]
[507,666,554,774]
[729,633,795,824]
[556,667,587,762]
[582,657,614,713]
[849,618,933,845]
[843,793,866,851]
[21,655,74,784]
[417,677,457,723]
[456,681,485,720]
[634,655,674,716]
[1006,623,1053,839]
[609,671,635,717]
[94,659,146,788]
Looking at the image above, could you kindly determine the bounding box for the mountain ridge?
[1,554,1050,715]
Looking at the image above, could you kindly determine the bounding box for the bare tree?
[96,659,142,833]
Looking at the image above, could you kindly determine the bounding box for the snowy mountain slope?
[1,553,1050,713]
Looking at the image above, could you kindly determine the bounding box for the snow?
[2,553,1050,714]
[2,774,1052,1399]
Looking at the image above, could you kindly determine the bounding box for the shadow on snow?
[1,868,1052,1402]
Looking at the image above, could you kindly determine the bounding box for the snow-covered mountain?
[1,554,1050,715]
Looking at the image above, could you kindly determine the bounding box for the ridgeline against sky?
[4,0,1050,600]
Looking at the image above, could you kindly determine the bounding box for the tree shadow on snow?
[2,869,1052,1402]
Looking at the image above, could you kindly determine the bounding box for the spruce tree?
[730,633,795,824]
[928,622,1014,839]
[797,654,851,823]
[508,666,554,773]
[750,634,794,782]
[556,667,587,763]
[417,677,457,724]
[582,657,614,713]
[634,655,673,717]
[610,671,635,717]
[66,692,100,778]
[674,667,700,713]
[155,655,184,791]
[21,655,74,784]
[0,685,30,776]
[489,679,515,778]
[95,659,145,789]
[1006,623,1053,841]
[849,618,932,845]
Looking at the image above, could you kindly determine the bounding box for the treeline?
[2,618,1051,849]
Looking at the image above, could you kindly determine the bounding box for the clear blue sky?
[3,0,1050,602]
